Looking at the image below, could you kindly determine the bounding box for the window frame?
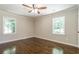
[52,16,65,35]
[3,16,16,34]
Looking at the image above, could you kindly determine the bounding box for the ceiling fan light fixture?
[22,4,47,14]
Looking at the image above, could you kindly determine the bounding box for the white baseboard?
[0,36,34,44]
[0,36,78,48]
[36,37,78,48]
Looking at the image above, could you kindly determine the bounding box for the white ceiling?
[0,4,76,17]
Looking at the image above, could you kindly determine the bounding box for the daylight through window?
[52,16,65,34]
[3,16,16,34]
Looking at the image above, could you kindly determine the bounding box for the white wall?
[0,10,34,44]
[35,7,78,47]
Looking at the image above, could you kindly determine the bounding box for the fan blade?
[22,4,32,8]
[28,10,32,13]
[38,7,47,9]
[37,11,40,14]
[32,4,35,9]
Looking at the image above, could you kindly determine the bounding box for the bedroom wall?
[0,10,34,44]
[35,7,78,47]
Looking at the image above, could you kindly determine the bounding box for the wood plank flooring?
[0,37,78,54]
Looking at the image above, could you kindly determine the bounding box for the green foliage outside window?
[53,16,65,34]
[4,17,16,34]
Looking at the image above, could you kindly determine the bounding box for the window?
[3,16,16,34]
[52,16,65,34]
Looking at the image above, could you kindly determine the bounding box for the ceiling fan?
[22,4,47,14]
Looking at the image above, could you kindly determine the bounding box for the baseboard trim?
[0,36,34,44]
[35,37,78,48]
[0,36,78,48]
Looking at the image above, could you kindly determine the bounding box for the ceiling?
[0,4,76,17]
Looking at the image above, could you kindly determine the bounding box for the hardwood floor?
[0,37,78,54]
